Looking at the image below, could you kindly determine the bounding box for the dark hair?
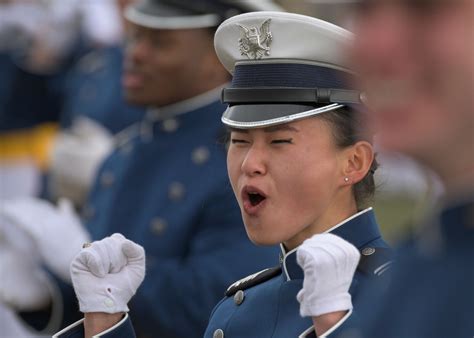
[318,107,378,210]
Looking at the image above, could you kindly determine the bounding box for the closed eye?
[231,139,249,144]
[271,139,293,144]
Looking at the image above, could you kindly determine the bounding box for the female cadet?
[54,12,392,338]
[204,11,392,338]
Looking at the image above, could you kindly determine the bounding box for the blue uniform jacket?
[205,208,391,338]
[59,91,278,338]
[57,208,390,338]
[348,196,474,338]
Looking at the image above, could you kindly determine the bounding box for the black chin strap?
[222,87,363,105]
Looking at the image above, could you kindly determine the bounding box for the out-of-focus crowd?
[0,0,145,203]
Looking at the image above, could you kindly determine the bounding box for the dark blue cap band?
[231,63,353,89]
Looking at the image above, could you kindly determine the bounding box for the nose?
[241,144,267,177]
[126,37,150,66]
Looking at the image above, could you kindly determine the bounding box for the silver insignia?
[237,19,272,60]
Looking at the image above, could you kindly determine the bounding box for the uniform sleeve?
[129,182,279,337]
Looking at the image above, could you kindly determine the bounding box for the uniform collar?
[138,84,227,142]
[280,208,382,281]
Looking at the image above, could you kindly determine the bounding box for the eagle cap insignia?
[237,18,272,60]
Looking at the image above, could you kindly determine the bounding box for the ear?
[341,141,374,185]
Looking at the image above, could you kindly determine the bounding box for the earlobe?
[343,141,374,184]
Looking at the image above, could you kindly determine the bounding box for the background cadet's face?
[123,25,216,107]
[351,0,474,168]
[227,118,345,246]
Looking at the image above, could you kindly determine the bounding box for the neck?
[283,191,358,250]
[180,61,230,104]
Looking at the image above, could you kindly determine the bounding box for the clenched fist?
[70,233,146,314]
[296,233,360,317]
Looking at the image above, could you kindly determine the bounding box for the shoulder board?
[357,247,395,277]
[225,266,282,297]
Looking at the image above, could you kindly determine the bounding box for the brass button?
[150,218,167,235]
[100,171,115,188]
[362,247,376,256]
[162,119,179,133]
[233,290,245,305]
[213,329,224,338]
[192,146,210,165]
[168,182,185,202]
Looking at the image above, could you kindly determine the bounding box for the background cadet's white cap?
[125,0,284,30]
[214,11,362,129]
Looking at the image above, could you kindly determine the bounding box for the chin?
[247,235,280,247]
[124,91,157,107]
[244,225,284,247]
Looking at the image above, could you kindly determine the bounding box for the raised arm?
[57,233,145,338]
[296,234,360,337]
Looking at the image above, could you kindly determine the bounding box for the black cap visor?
[221,103,345,129]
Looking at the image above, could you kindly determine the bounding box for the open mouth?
[248,192,266,207]
[242,186,267,214]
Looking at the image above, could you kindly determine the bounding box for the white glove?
[1,197,91,282]
[49,116,113,206]
[296,233,361,317]
[0,246,51,311]
[70,233,146,314]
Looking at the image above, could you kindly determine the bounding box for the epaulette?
[357,247,395,277]
[225,266,282,297]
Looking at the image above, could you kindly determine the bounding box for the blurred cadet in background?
[327,0,473,337]
[48,0,146,206]
[57,0,145,134]
[0,0,140,202]
[1,0,282,337]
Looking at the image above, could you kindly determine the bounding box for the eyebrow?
[228,125,299,134]
[264,125,299,133]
